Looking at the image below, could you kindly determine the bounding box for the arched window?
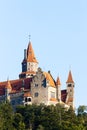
[28,98,31,102]
[25,97,27,102]
[35,92,39,97]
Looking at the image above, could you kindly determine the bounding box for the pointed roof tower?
[5,79,12,90]
[19,40,38,78]
[66,70,74,83]
[56,76,61,86]
[27,41,38,63]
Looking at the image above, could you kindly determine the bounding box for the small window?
[50,92,55,98]
[35,84,38,87]
[35,92,39,97]
[68,84,71,87]
[28,68,30,71]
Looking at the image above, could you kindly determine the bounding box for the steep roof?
[0,78,32,95]
[56,77,61,86]
[27,42,38,63]
[5,80,12,89]
[66,70,74,83]
[43,72,56,87]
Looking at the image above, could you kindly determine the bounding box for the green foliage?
[36,125,44,130]
[13,113,24,130]
[18,121,25,130]
[0,102,87,130]
[77,105,87,116]
[0,101,14,130]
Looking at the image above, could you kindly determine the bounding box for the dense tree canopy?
[0,102,87,130]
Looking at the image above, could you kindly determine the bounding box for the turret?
[19,41,38,78]
[56,76,61,102]
[5,79,12,101]
[66,70,75,108]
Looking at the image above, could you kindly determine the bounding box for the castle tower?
[56,76,61,102]
[66,70,75,108]
[5,79,12,101]
[19,41,38,78]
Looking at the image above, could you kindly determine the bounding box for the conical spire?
[66,70,74,83]
[56,76,61,86]
[5,79,12,89]
[27,41,38,63]
[19,40,38,78]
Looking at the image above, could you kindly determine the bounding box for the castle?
[0,40,75,108]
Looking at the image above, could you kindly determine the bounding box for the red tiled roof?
[0,78,32,96]
[0,87,5,96]
[24,92,31,97]
[61,90,67,103]
[66,70,74,83]
[5,80,12,89]
[43,72,56,87]
[27,42,38,63]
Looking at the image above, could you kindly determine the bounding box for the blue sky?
[0,0,87,108]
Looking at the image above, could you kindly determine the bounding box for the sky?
[0,0,87,108]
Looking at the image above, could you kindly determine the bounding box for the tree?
[36,125,44,130]
[0,101,14,130]
[18,121,25,130]
[77,105,87,116]
[13,113,24,130]
[77,105,87,129]
[16,104,87,130]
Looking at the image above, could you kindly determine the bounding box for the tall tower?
[19,41,38,78]
[56,76,61,102]
[66,70,75,108]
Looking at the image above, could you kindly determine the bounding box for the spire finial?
[7,76,9,81]
[56,75,61,86]
[29,34,31,42]
[69,65,71,70]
